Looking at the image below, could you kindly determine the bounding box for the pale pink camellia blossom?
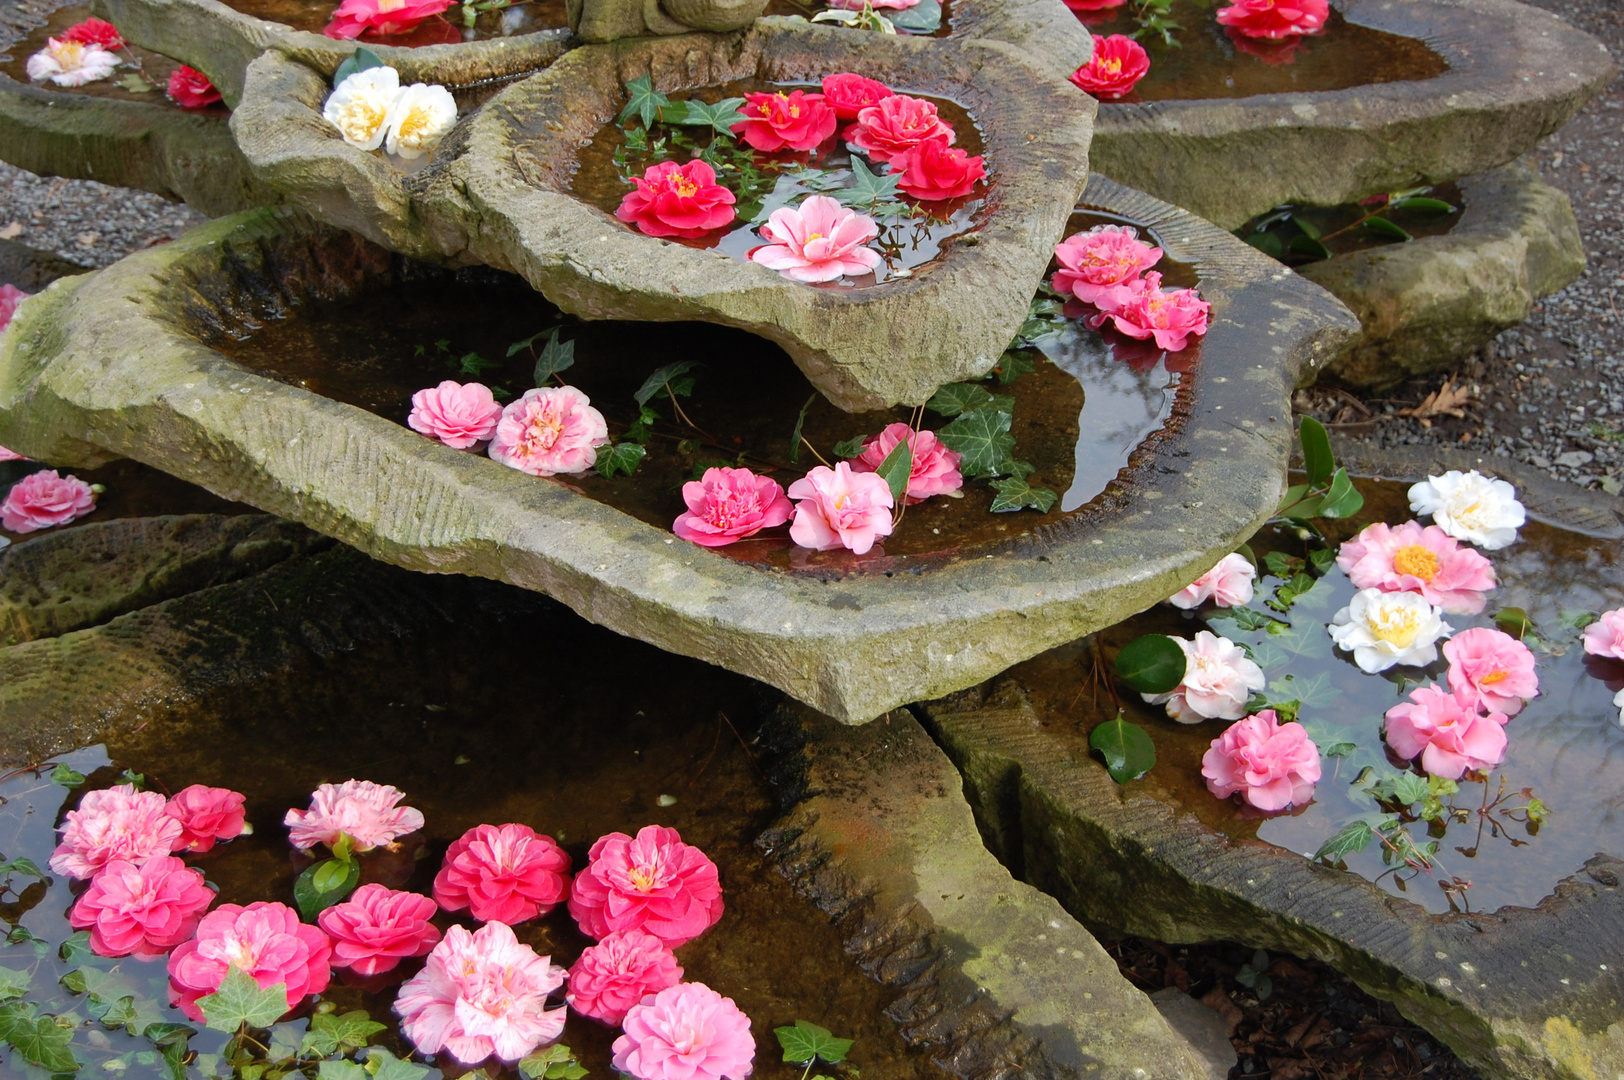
[751,196,882,284]
[26,37,118,87]
[1334,519,1497,615]
[1,470,97,533]
[69,855,215,959]
[1384,684,1508,780]
[487,386,610,478]
[394,921,567,1064]
[1168,552,1255,610]
[167,901,333,1021]
[284,779,425,853]
[786,461,895,555]
[1201,710,1321,812]
[50,784,184,880]
[844,94,955,165]
[1107,275,1212,353]
[1215,0,1328,39]
[569,824,724,948]
[1582,609,1624,660]
[408,380,504,449]
[317,883,442,977]
[672,467,793,548]
[165,784,247,853]
[1443,627,1538,718]
[433,822,572,925]
[0,283,31,332]
[1142,630,1266,723]
[0,447,25,462]
[1052,225,1162,311]
[566,928,684,1026]
[849,423,963,504]
[324,0,454,38]
[613,982,755,1080]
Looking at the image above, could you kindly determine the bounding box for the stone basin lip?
[1091,0,1617,229]
[0,174,1356,724]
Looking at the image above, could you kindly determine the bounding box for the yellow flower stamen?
[1391,544,1441,582]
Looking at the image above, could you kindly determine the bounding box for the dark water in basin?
[1235,182,1464,267]
[220,0,567,44]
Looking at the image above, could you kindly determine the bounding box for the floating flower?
[1582,608,1624,660]
[786,461,894,555]
[820,73,893,119]
[165,785,247,853]
[433,823,571,925]
[1407,470,1524,550]
[849,422,963,504]
[26,37,118,87]
[408,380,504,448]
[1201,709,1320,811]
[69,856,214,959]
[1384,684,1508,779]
[750,195,881,284]
[168,902,332,1021]
[731,90,837,153]
[1052,224,1162,310]
[325,0,455,37]
[395,921,567,1064]
[50,784,183,880]
[385,82,456,158]
[1444,627,1538,718]
[613,982,755,1080]
[1215,0,1328,39]
[566,929,684,1026]
[487,386,610,478]
[1,469,97,533]
[0,283,30,332]
[672,466,793,547]
[1168,552,1255,609]
[1335,519,1496,615]
[317,883,441,976]
[323,65,401,151]
[1106,274,1211,352]
[61,17,125,49]
[616,159,737,240]
[844,94,954,165]
[0,447,26,463]
[1064,0,1127,9]
[1068,34,1150,100]
[893,136,985,202]
[1328,588,1451,673]
[284,779,424,853]
[569,825,724,948]
[828,0,918,9]
[1141,630,1266,723]
[167,65,222,108]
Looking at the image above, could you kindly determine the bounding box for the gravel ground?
[0,161,206,269]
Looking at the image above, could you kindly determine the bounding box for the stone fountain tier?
[1091,0,1616,230]
[230,22,1097,411]
[0,174,1357,724]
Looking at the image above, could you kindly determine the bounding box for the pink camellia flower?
[317,883,441,976]
[488,386,610,478]
[1444,627,1539,718]
[324,0,454,38]
[1,470,97,533]
[167,902,332,1021]
[821,73,893,119]
[69,856,214,959]
[785,461,894,555]
[1335,519,1497,615]
[1107,274,1211,352]
[1052,225,1161,310]
[407,380,504,449]
[284,779,424,853]
[60,17,125,49]
[566,928,684,1026]
[1201,710,1321,812]
[433,823,571,925]
[165,785,247,853]
[0,284,30,332]
[1068,34,1151,100]
[1168,552,1256,609]
[1215,0,1328,39]
[395,921,567,1064]
[616,160,737,240]
[613,982,755,1080]
[167,65,222,108]
[893,136,986,203]
[1384,684,1508,780]
[1142,630,1266,723]
[0,447,26,462]
[50,784,184,880]
[844,94,955,165]
[569,825,724,948]
[1583,609,1624,660]
[730,90,837,153]
[751,196,882,284]
[673,467,792,547]
[849,422,963,504]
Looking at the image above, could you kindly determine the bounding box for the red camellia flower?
[730,90,837,153]
[1215,0,1328,39]
[568,824,724,948]
[844,93,954,165]
[167,65,222,109]
[433,822,572,925]
[820,73,893,120]
[324,0,455,38]
[894,136,986,202]
[1068,34,1150,100]
[616,159,737,239]
[60,17,124,49]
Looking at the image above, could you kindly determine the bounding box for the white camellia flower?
[1328,588,1452,673]
[1141,630,1265,723]
[1407,470,1525,550]
[26,38,118,87]
[385,82,457,159]
[323,65,402,152]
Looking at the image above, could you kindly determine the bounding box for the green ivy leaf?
[993,350,1036,385]
[3,1009,79,1073]
[625,405,660,446]
[1205,605,1284,632]
[887,0,941,30]
[988,474,1057,514]
[1314,817,1379,864]
[1088,716,1157,784]
[59,932,93,964]
[874,436,913,504]
[788,393,818,464]
[617,75,671,129]
[96,996,140,1031]
[835,157,903,211]
[198,966,288,1032]
[530,331,576,386]
[937,407,1015,478]
[49,763,86,788]
[0,968,28,1001]
[318,1062,369,1080]
[667,97,746,138]
[116,72,157,93]
[595,442,647,479]
[925,382,1009,418]
[301,1011,387,1058]
[294,857,359,921]
[1113,634,1186,695]
[1390,772,1430,806]
[364,1047,434,1080]
[520,1043,589,1079]
[633,361,699,407]
[832,436,867,459]
[1266,672,1339,709]
[775,1020,853,1066]
[332,46,386,87]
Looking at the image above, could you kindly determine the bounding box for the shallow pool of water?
[218,0,566,44]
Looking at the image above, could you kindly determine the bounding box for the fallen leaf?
[1397,377,1476,426]
[1267,1055,1313,1080]
[0,222,21,240]
[1199,985,1245,1037]
[75,231,100,248]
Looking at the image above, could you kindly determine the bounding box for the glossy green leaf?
[520,1043,589,1079]
[365,1048,434,1080]
[988,475,1057,513]
[198,965,288,1032]
[1388,196,1454,214]
[887,0,941,30]
[1292,216,1321,240]
[332,46,386,87]
[1317,468,1364,518]
[0,857,44,881]
[775,1020,853,1065]
[1088,716,1157,784]
[0,968,28,1002]
[1243,232,1284,259]
[834,156,902,210]
[595,442,647,480]
[1298,415,1333,487]
[2,1010,79,1073]
[666,96,746,137]
[617,75,671,128]
[1362,215,1412,241]
[875,436,913,504]
[531,331,576,385]
[1314,818,1377,864]
[925,383,997,417]
[301,1011,386,1058]
[1288,234,1331,261]
[1494,607,1535,638]
[633,361,699,406]
[1113,634,1186,694]
[294,857,359,921]
[937,407,1015,478]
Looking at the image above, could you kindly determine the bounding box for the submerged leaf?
[834,156,902,210]
[1113,634,1186,695]
[988,475,1057,513]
